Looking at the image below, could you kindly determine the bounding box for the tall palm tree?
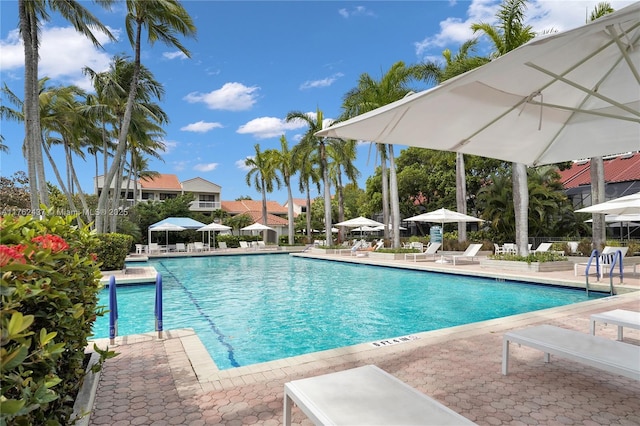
[96,0,196,233]
[18,0,115,212]
[471,0,537,254]
[287,108,334,246]
[294,145,321,242]
[271,135,297,244]
[588,2,615,251]
[245,144,281,241]
[416,39,490,243]
[341,61,418,248]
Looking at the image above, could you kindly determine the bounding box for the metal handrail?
[109,275,118,345]
[607,250,624,295]
[584,249,601,296]
[155,274,163,339]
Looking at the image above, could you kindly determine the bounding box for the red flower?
[90,253,98,262]
[31,234,69,253]
[0,244,27,266]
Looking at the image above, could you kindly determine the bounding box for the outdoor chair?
[218,242,228,251]
[405,242,442,262]
[148,243,160,254]
[175,243,187,252]
[445,243,483,265]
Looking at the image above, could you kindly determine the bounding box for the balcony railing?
[189,201,221,210]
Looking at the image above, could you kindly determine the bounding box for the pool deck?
[87,252,640,425]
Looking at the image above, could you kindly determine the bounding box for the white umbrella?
[373,224,407,231]
[198,222,232,248]
[241,222,275,231]
[406,208,484,225]
[575,192,640,215]
[352,225,376,232]
[335,216,384,228]
[149,223,186,245]
[316,3,640,167]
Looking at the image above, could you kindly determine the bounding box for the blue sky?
[1,0,634,204]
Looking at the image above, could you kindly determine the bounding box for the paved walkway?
[88,254,640,425]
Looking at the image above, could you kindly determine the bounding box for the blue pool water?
[93,255,604,370]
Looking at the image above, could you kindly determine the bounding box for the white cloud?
[338,6,375,18]
[414,0,635,58]
[0,26,117,91]
[299,73,344,90]
[162,140,178,154]
[163,50,188,60]
[184,82,259,111]
[235,158,252,171]
[180,121,223,133]
[237,116,307,139]
[193,163,219,172]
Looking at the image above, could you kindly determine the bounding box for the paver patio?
[88,253,640,426]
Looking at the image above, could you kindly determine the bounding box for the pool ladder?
[109,273,164,345]
[584,249,623,296]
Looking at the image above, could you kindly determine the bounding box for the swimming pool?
[93,255,604,370]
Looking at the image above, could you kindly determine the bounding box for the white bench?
[590,309,640,341]
[502,325,640,380]
[284,365,476,425]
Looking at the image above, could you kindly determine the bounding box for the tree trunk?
[260,180,268,243]
[388,145,401,248]
[590,156,606,251]
[512,162,529,255]
[456,152,467,243]
[43,141,76,213]
[380,145,390,241]
[286,178,294,245]
[336,168,345,244]
[321,142,332,246]
[305,185,312,244]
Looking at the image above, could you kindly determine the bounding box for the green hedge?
[94,233,133,271]
[1,213,115,425]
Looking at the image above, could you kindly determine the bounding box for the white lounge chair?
[257,241,278,251]
[239,241,253,250]
[502,324,640,380]
[283,365,476,426]
[445,243,483,265]
[337,240,363,255]
[148,243,161,254]
[590,309,640,341]
[534,242,552,253]
[218,241,228,251]
[175,243,187,252]
[193,242,204,252]
[405,242,442,262]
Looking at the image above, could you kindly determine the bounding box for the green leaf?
[8,312,34,336]
[0,397,26,415]
[38,329,57,346]
[0,345,29,372]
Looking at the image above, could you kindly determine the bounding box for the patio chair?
[494,243,507,255]
[175,243,187,252]
[534,242,553,253]
[218,241,228,251]
[337,240,363,255]
[257,241,278,251]
[239,241,252,250]
[148,243,161,254]
[405,242,442,262]
[445,243,483,265]
[193,242,204,252]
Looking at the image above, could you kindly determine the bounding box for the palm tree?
[294,145,322,242]
[271,135,297,244]
[471,0,537,255]
[588,2,615,251]
[416,40,490,243]
[244,144,281,241]
[286,108,334,246]
[18,0,115,212]
[341,61,418,248]
[96,0,196,233]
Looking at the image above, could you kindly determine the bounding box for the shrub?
[94,233,133,271]
[1,213,115,425]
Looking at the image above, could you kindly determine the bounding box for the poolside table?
[590,309,640,341]
[283,365,476,425]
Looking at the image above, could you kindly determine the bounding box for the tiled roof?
[240,211,289,226]
[559,153,640,189]
[140,174,182,190]
[221,200,288,214]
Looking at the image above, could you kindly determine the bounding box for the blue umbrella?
[155,274,163,338]
[109,275,118,344]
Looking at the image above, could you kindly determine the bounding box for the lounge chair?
[239,241,253,250]
[148,243,161,254]
[175,243,187,252]
[193,242,204,252]
[283,365,476,426]
[257,241,278,251]
[405,242,442,262]
[445,243,483,265]
[590,309,640,341]
[218,241,228,251]
[337,240,363,255]
[502,324,640,380]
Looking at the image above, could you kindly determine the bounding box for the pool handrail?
[155,273,163,339]
[585,249,600,296]
[607,250,624,295]
[109,275,118,345]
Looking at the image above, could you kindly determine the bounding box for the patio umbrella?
[373,224,407,231]
[335,216,384,228]
[316,3,640,167]
[149,223,186,245]
[241,222,275,232]
[198,222,232,248]
[576,192,640,215]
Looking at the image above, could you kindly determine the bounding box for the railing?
[607,250,624,296]
[109,275,118,345]
[189,201,221,210]
[155,274,163,339]
[584,249,600,296]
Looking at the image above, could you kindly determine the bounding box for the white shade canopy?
[316,3,640,167]
[576,192,640,215]
[149,223,187,231]
[335,216,384,228]
[406,208,484,224]
[373,224,407,231]
[241,222,275,232]
[197,222,232,232]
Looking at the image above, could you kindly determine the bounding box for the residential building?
[221,199,290,243]
[558,152,640,207]
[283,198,308,217]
